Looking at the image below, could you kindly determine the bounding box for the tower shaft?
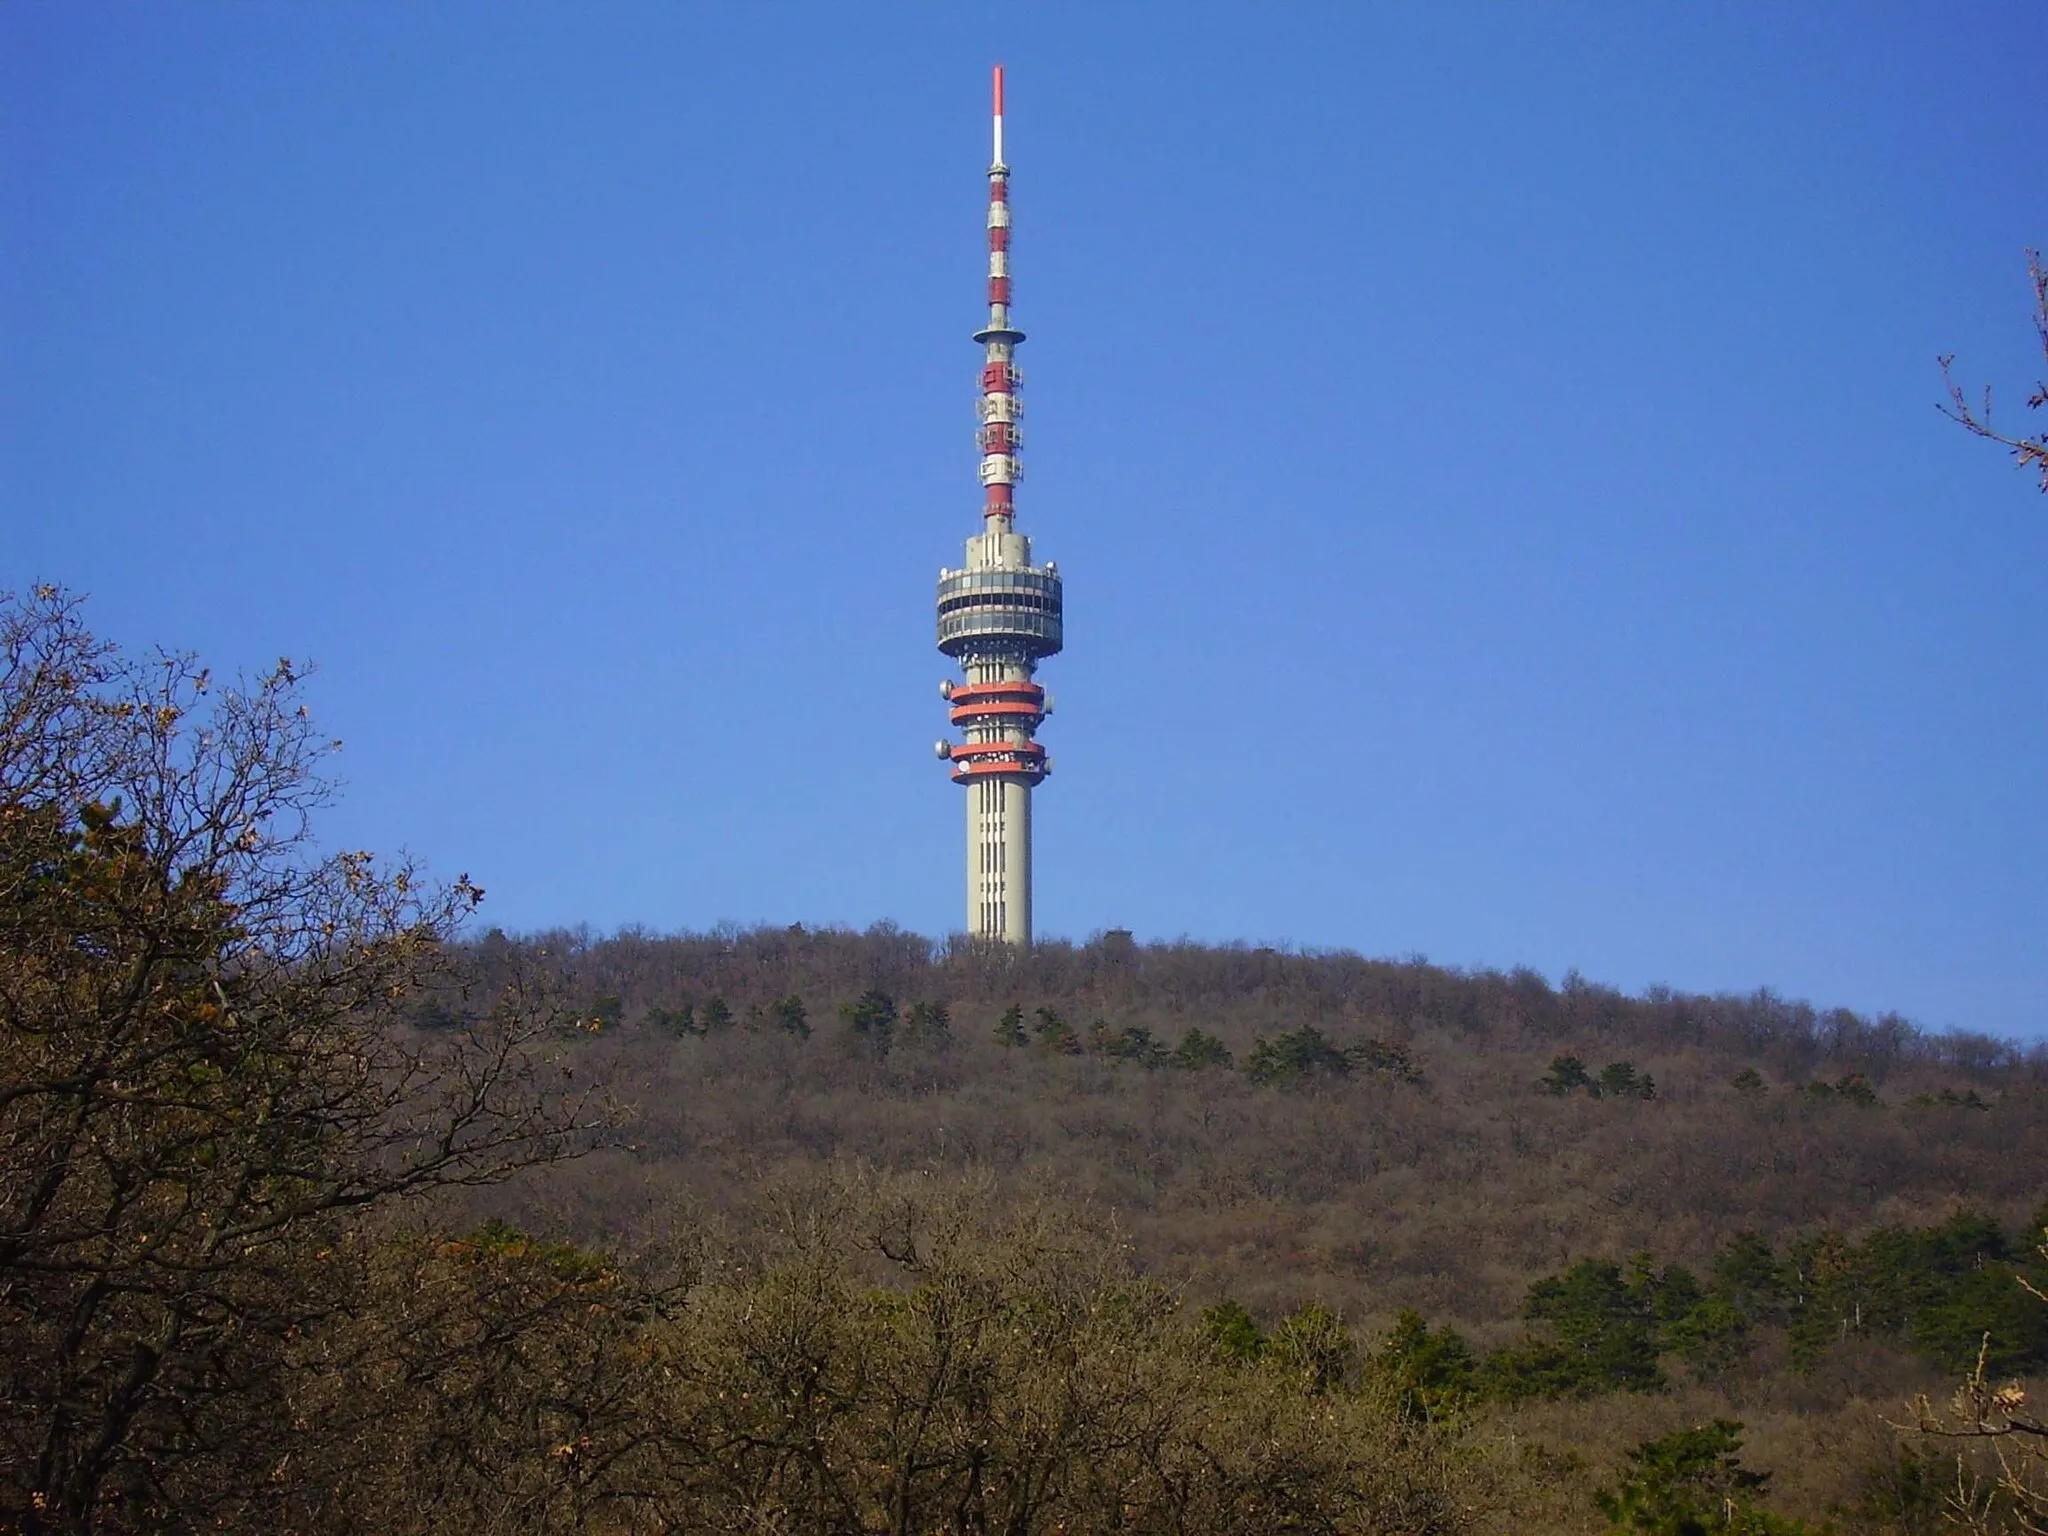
[934,66,1061,946]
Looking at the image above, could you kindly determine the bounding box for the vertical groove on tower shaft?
[932,66,1061,946]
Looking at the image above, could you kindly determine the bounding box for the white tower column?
[964,774,1033,945]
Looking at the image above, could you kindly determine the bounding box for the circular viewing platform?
[935,567,1063,659]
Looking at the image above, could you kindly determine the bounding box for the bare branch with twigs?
[1939,250,2048,495]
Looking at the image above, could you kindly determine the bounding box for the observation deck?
[934,566,1063,659]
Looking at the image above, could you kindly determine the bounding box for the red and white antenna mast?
[932,65,1064,946]
[977,64,1024,526]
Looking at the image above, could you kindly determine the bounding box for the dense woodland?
[5,580,2046,1536]
[425,920,2048,1530]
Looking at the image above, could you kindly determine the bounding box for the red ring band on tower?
[949,740,1045,763]
[949,680,1044,704]
[950,701,1043,726]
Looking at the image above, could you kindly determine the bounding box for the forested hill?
[430,922,2047,1527]
[472,919,2031,1088]
[445,920,2043,1320]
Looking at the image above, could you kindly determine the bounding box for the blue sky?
[5,4,2043,1036]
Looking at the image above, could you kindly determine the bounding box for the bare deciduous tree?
[1904,1250,2048,1535]
[0,587,607,1533]
[640,1168,1474,1536]
[1940,250,2048,494]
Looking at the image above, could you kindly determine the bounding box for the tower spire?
[933,66,1064,946]
[974,63,1025,527]
[992,62,1005,167]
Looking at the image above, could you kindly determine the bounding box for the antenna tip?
[993,64,1004,116]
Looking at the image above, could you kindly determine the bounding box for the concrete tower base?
[967,774,1032,945]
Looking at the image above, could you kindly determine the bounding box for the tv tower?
[933,65,1062,946]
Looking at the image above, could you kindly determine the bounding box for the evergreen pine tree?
[993,1003,1027,1048]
